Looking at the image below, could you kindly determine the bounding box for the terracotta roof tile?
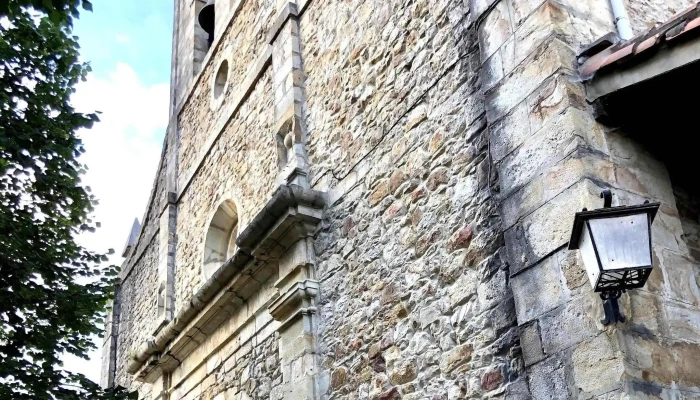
[579,2,700,79]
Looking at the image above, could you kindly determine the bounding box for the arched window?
[203,200,238,280]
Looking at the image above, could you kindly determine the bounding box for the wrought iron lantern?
[568,190,660,324]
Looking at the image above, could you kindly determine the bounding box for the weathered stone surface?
[511,254,567,323]
[485,39,574,121]
[330,367,346,390]
[174,70,277,311]
[624,0,696,34]
[571,334,623,397]
[478,0,512,60]
[389,361,417,385]
[498,108,607,197]
[440,343,473,374]
[519,321,544,367]
[178,0,278,176]
[538,293,600,355]
[481,368,504,391]
[505,179,603,274]
[114,242,159,389]
[527,354,570,400]
[106,0,700,399]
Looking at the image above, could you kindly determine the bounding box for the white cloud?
[115,34,130,44]
[63,63,169,383]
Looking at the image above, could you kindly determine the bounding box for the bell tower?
[169,0,209,114]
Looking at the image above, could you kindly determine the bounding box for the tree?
[0,2,133,399]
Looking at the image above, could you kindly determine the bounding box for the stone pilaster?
[270,1,310,188]
[477,0,700,398]
[156,118,180,333]
[476,0,616,398]
[263,188,324,400]
[155,193,177,333]
[171,0,210,113]
[100,284,121,388]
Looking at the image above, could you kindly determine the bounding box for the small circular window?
[213,59,229,100]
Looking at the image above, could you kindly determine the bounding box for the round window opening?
[213,60,229,100]
[202,200,238,280]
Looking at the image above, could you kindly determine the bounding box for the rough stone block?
[440,343,473,374]
[478,0,513,60]
[519,320,545,367]
[659,249,700,307]
[505,179,603,274]
[482,50,505,91]
[500,153,614,231]
[526,74,586,134]
[527,353,571,400]
[539,292,600,355]
[470,0,499,21]
[500,2,571,75]
[509,0,545,28]
[486,39,574,120]
[448,269,480,307]
[614,164,676,207]
[665,300,700,344]
[571,333,623,397]
[498,107,606,197]
[511,253,567,323]
[490,101,530,164]
[619,331,700,390]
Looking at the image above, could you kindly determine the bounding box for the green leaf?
[0,4,131,400]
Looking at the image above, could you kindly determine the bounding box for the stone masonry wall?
[477,0,700,398]
[167,275,282,400]
[624,0,696,33]
[673,180,700,262]
[174,70,277,313]
[133,144,169,260]
[177,0,276,176]
[302,0,523,398]
[109,0,700,398]
[115,241,159,397]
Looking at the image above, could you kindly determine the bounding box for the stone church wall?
[301,0,522,397]
[104,0,700,398]
[624,0,696,33]
[475,0,700,398]
[177,0,277,176]
[115,241,160,397]
[167,275,282,400]
[175,70,277,313]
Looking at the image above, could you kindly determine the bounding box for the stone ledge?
[268,279,320,322]
[127,184,325,382]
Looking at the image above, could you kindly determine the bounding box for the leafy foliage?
[0,0,92,26]
[0,3,133,400]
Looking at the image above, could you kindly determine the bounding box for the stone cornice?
[121,0,317,282]
[268,279,320,323]
[128,184,325,382]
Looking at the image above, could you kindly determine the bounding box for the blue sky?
[74,1,173,85]
[64,1,174,383]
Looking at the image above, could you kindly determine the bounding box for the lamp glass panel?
[578,223,601,289]
[588,213,651,271]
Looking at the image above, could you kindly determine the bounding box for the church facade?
[101,0,700,398]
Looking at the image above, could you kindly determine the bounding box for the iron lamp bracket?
[600,290,625,325]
